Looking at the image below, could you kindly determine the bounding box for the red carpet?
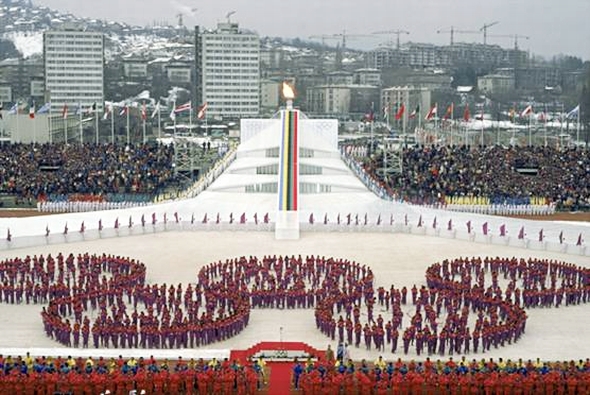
[267,362,293,395]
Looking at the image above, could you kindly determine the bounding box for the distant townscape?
[0,0,588,147]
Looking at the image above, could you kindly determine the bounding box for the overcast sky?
[37,0,590,60]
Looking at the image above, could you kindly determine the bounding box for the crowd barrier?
[2,211,587,257]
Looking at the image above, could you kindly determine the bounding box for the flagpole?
[126,104,130,144]
[157,102,161,140]
[33,103,36,144]
[142,112,146,144]
[95,105,99,144]
[79,102,83,144]
[15,102,19,143]
[576,104,588,148]
[543,103,547,147]
[64,106,68,144]
[110,105,114,144]
[48,102,52,144]
[450,104,454,147]
[480,105,484,146]
[529,112,533,147]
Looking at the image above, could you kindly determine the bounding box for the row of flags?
[378,103,581,122]
[0,101,209,121]
[5,215,584,246]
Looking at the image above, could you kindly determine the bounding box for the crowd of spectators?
[0,142,178,203]
[353,144,590,211]
[293,354,590,394]
[0,352,263,394]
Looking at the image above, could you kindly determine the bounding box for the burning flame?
[282,82,295,100]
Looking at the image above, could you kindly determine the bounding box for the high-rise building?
[195,22,260,119]
[43,27,104,112]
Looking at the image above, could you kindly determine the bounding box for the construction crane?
[488,34,530,51]
[436,26,479,46]
[372,29,409,50]
[225,11,236,23]
[176,7,197,28]
[309,30,372,49]
[480,21,499,45]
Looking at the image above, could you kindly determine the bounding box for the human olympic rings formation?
[0,254,588,355]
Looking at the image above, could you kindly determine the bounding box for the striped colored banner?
[278,109,299,211]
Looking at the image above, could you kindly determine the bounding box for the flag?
[169,105,176,121]
[99,219,103,232]
[197,102,208,120]
[114,218,119,229]
[202,213,208,224]
[463,104,470,121]
[103,103,112,120]
[559,231,564,244]
[171,101,192,120]
[141,102,147,121]
[409,104,420,119]
[119,105,128,116]
[538,229,544,242]
[520,105,533,117]
[395,103,405,121]
[518,226,525,239]
[425,104,437,120]
[309,213,314,224]
[264,213,269,224]
[482,222,488,236]
[6,228,11,242]
[443,103,454,120]
[62,103,68,119]
[240,213,246,224]
[29,103,35,119]
[499,224,506,237]
[432,216,437,229]
[86,102,97,115]
[509,107,516,121]
[8,103,18,114]
[566,105,579,119]
[80,221,85,233]
[447,219,452,231]
[37,103,51,114]
[151,102,161,119]
[382,104,389,119]
[45,225,50,237]
[364,109,374,122]
[74,103,82,115]
[577,233,583,246]
[466,220,472,234]
[63,222,68,235]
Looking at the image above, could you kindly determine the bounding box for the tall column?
[275,83,300,240]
